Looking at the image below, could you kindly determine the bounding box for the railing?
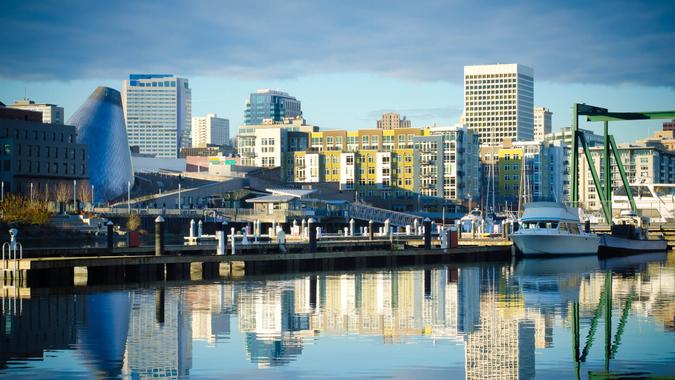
[348,203,418,226]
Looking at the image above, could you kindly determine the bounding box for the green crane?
[570,104,675,224]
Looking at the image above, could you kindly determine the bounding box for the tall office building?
[122,74,192,158]
[191,114,230,147]
[9,98,64,124]
[244,89,302,125]
[464,64,534,145]
[376,112,411,129]
[533,106,552,142]
[664,119,675,132]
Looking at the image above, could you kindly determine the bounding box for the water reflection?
[1,253,674,379]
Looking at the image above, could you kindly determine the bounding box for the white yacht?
[511,202,600,256]
[612,180,675,223]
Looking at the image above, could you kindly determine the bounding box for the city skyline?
[1,1,674,143]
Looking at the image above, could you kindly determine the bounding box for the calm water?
[1,253,674,379]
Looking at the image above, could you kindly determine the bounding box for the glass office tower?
[244,89,302,125]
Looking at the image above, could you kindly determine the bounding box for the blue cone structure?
[78,292,131,377]
[68,87,134,202]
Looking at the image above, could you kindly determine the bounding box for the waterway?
[1,253,674,379]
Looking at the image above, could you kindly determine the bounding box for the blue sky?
[1,0,674,142]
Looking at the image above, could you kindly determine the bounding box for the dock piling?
[423,217,432,250]
[106,221,114,250]
[155,216,165,256]
[308,218,317,251]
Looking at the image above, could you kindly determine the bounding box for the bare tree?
[77,181,91,203]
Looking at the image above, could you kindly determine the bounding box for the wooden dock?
[1,240,511,287]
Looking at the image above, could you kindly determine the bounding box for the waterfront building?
[191,113,229,148]
[533,106,552,142]
[68,87,133,202]
[180,145,233,158]
[237,117,316,173]
[494,139,567,208]
[122,74,192,158]
[8,98,64,124]
[244,89,302,125]
[289,125,480,211]
[578,140,675,211]
[376,112,411,130]
[413,124,481,202]
[0,104,89,200]
[290,128,421,210]
[464,63,534,145]
[635,130,675,151]
[663,119,675,131]
[543,127,603,148]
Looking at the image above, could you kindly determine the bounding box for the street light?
[178,183,182,211]
[73,179,77,212]
[30,182,34,203]
[91,184,95,209]
[1,181,4,201]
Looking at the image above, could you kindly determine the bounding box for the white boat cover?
[521,202,580,222]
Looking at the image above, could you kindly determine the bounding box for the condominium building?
[122,74,192,158]
[579,141,675,211]
[376,112,411,130]
[663,119,675,132]
[244,89,302,125]
[237,117,316,172]
[290,125,480,211]
[413,125,481,202]
[493,139,568,207]
[544,127,603,148]
[464,64,534,145]
[191,114,230,148]
[9,98,64,124]
[533,107,552,142]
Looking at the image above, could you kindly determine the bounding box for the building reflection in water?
[1,253,673,379]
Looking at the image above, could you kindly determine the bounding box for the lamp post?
[91,184,95,209]
[30,182,34,203]
[1,181,4,201]
[127,181,131,214]
[178,183,182,211]
[73,179,77,212]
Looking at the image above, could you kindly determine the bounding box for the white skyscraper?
[191,114,230,147]
[122,74,192,158]
[9,98,64,124]
[464,64,534,145]
[533,106,552,142]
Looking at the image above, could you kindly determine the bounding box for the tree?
[55,182,70,213]
[77,181,91,203]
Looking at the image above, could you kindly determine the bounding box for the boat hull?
[598,234,668,256]
[511,233,600,256]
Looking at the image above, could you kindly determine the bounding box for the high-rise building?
[376,112,411,130]
[533,107,552,142]
[244,89,302,125]
[663,119,675,131]
[122,74,192,158]
[9,98,64,124]
[464,64,534,145]
[191,114,230,148]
